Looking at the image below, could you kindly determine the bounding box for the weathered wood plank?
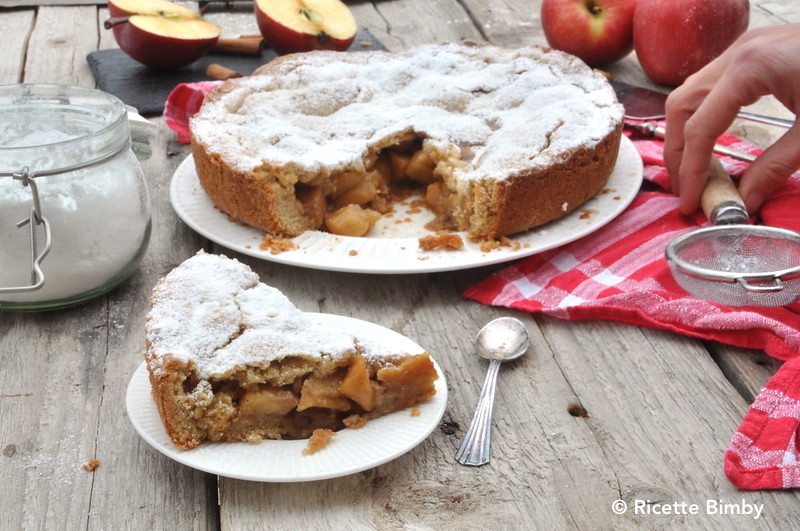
[0,309,104,530]
[710,344,784,403]
[459,0,548,49]
[758,1,800,23]
[23,6,97,87]
[96,6,116,51]
[366,0,482,50]
[0,9,34,84]
[83,124,217,531]
[0,6,102,529]
[534,317,800,528]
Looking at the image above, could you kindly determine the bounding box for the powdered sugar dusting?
[191,43,622,180]
[145,252,416,379]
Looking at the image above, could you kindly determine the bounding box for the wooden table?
[2,1,799,528]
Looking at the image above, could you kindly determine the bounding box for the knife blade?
[611,80,756,162]
[610,78,794,128]
[610,79,670,120]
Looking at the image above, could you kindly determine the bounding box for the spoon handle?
[455,359,502,466]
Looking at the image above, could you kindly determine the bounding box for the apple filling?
[293,136,461,237]
[184,353,438,444]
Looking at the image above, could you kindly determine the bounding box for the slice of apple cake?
[144,251,438,449]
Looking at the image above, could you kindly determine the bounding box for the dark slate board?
[87,28,385,116]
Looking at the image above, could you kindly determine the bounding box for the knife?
[610,78,794,128]
[611,79,756,162]
[624,118,756,163]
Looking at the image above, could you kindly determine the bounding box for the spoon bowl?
[476,316,530,361]
[455,317,530,466]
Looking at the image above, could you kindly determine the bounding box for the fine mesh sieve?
[666,225,800,306]
[665,156,800,307]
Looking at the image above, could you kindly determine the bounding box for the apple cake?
[190,41,624,240]
[144,251,438,450]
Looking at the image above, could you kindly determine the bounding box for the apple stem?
[103,16,129,30]
[586,1,603,15]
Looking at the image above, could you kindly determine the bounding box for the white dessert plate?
[126,314,448,482]
[170,136,643,274]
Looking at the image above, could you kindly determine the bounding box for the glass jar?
[0,84,151,310]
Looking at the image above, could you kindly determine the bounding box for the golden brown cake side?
[471,122,623,238]
[144,252,438,450]
[145,351,205,449]
[191,140,313,236]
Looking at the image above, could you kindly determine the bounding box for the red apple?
[254,0,357,55]
[540,0,638,67]
[105,0,220,70]
[633,0,750,86]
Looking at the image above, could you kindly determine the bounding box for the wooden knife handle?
[700,156,748,224]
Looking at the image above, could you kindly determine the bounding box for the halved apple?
[254,0,357,54]
[108,0,201,19]
[106,0,220,70]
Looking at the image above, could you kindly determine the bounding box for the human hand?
[663,23,800,215]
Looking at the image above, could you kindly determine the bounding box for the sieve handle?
[700,156,749,225]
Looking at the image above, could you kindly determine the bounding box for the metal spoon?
[455,317,530,466]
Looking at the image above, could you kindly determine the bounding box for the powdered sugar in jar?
[0,84,151,310]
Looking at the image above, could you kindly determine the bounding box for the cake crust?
[190,42,624,240]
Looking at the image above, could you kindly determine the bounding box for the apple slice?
[111,15,220,70]
[254,0,358,54]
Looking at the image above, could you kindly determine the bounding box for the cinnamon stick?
[206,63,243,80]
[212,36,263,56]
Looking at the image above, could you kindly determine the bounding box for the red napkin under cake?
[164,84,799,490]
[466,126,800,490]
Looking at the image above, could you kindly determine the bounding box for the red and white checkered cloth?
[164,81,222,143]
[466,126,800,490]
[726,356,800,489]
[163,84,799,489]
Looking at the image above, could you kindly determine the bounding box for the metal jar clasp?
[0,166,52,294]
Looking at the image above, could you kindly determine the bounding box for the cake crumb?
[259,234,297,254]
[477,236,521,253]
[343,414,369,430]
[410,405,421,417]
[349,249,358,256]
[419,232,464,251]
[303,428,336,455]
[82,459,100,471]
